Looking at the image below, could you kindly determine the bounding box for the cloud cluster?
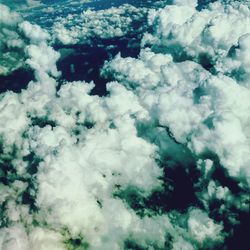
[101,0,250,246]
[0,4,25,75]
[103,50,250,185]
[52,4,148,45]
[0,4,51,76]
[143,0,250,76]
[0,0,249,249]
[103,0,250,185]
[0,43,224,249]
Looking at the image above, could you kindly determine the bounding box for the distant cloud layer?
[0,0,249,249]
[52,4,148,44]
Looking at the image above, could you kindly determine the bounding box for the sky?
[0,0,250,249]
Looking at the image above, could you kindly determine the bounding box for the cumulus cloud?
[0,4,55,77]
[0,63,210,249]
[103,50,250,199]
[1,0,250,249]
[101,0,250,247]
[103,0,250,185]
[143,0,250,73]
[52,4,148,45]
[0,4,25,75]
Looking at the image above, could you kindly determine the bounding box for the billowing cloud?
[0,4,25,75]
[0,0,249,249]
[0,4,52,76]
[101,0,250,247]
[103,0,250,185]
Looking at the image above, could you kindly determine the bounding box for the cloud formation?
[0,4,52,76]
[103,0,250,185]
[52,4,148,45]
[0,0,249,249]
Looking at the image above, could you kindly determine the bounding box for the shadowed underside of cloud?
[0,0,249,250]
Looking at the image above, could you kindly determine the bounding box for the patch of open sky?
[0,68,34,93]
[56,35,142,96]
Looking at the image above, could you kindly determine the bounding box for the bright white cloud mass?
[0,0,249,250]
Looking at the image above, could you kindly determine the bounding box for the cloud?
[143,0,250,72]
[101,0,250,247]
[19,21,50,44]
[52,4,148,45]
[0,44,224,250]
[103,0,250,185]
[26,43,61,78]
[0,0,249,249]
[0,4,25,75]
[0,4,55,77]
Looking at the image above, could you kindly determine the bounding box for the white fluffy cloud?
[0,0,249,249]
[1,63,220,249]
[0,4,55,77]
[103,0,250,186]
[101,1,250,246]
[187,209,223,246]
[0,4,25,75]
[52,4,148,45]
[143,0,250,74]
